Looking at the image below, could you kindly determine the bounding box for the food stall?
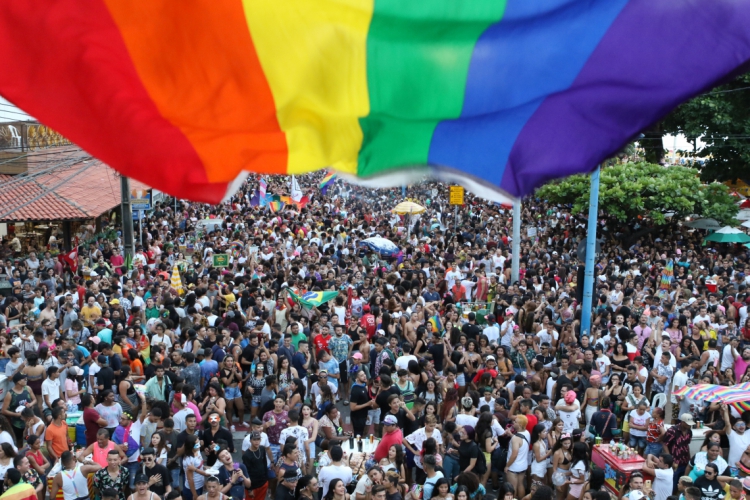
[591,443,654,496]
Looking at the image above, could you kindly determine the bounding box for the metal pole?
[511,198,521,283]
[139,210,144,248]
[580,166,601,337]
[454,205,458,232]
[120,175,134,257]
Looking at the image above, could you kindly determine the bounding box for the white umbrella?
[685,218,722,230]
[737,209,750,221]
[742,220,750,229]
[361,237,400,257]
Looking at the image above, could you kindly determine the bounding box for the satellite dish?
[577,239,602,262]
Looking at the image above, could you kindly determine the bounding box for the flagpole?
[579,166,601,337]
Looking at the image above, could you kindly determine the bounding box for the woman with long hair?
[246,363,266,418]
[150,431,169,466]
[382,444,406,483]
[276,355,298,395]
[117,365,139,416]
[323,478,350,500]
[287,378,306,412]
[566,442,590,500]
[127,348,145,383]
[551,433,573,500]
[300,403,318,474]
[219,355,244,430]
[531,423,552,485]
[21,352,45,414]
[0,442,16,490]
[199,383,227,425]
[441,388,459,423]
[473,413,496,485]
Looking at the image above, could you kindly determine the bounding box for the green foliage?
[662,73,750,182]
[535,162,738,225]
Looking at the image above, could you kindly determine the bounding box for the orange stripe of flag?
[103,0,288,183]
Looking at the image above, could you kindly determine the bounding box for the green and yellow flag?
[286,288,339,309]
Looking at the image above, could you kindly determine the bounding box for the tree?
[662,73,750,182]
[535,162,738,225]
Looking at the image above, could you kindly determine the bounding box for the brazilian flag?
[286,288,339,309]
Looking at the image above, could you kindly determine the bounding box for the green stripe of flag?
[357,0,508,177]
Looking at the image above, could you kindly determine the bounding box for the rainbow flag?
[320,171,337,195]
[428,314,443,334]
[1,2,749,204]
[268,199,284,213]
[659,260,674,290]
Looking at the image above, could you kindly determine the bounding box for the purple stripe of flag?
[500,0,750,197]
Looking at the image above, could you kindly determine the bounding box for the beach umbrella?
[685,218,722,230]
[737,209,750,221]
[361,237,400,257]
[392,201,426,214]
[673,383,750,413]
[170,264,184,296]
[704,226,750,244]
[740,199,750,208]
[742,220,750,229]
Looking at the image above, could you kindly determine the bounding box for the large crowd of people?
[0,173,748,500]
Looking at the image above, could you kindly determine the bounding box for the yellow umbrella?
[392,201,426,214]
[170,264,184,296]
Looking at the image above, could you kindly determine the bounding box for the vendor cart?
[591,444,654,496]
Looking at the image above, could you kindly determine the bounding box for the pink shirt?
[736,357,750,381]
[634,325,652,349]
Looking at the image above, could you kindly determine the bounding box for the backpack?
[473,443,487,475]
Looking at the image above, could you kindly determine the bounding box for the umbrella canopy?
[737,209,750,221]
[392,201,426,214]
[170,265,184,296]
[361,237,400,257]
[740,199,750,208]
[685,218,722,230]
[704,226,750,243]
[673,383,750,413]
[742,220,750,229]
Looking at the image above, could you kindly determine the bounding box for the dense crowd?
[0,174,748,500]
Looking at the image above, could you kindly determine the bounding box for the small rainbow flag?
[320,171,337,195]
[268,199,284,213]
[428,314,443,334]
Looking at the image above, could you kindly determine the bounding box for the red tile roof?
[0,149,150,221]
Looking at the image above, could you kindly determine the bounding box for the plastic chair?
[651,392,667,410]
[8,125,20,148]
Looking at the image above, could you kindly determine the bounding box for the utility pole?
[119,175,134,257]
[579,166,601,336]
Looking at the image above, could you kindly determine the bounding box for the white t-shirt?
[653,467,674,500]
[395,355,418,371]
[728,429,750,468]
[41,378,60,409]
[455,414,479,428]
[556,398,582,433]
[722,345,738,371]
[483,325,500,345]
[628,410,651,437]
[405,428,443,469]
[318,464,352,498]
[671,370,689,404]
[172,408,195,433]
[595,355,611,375]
